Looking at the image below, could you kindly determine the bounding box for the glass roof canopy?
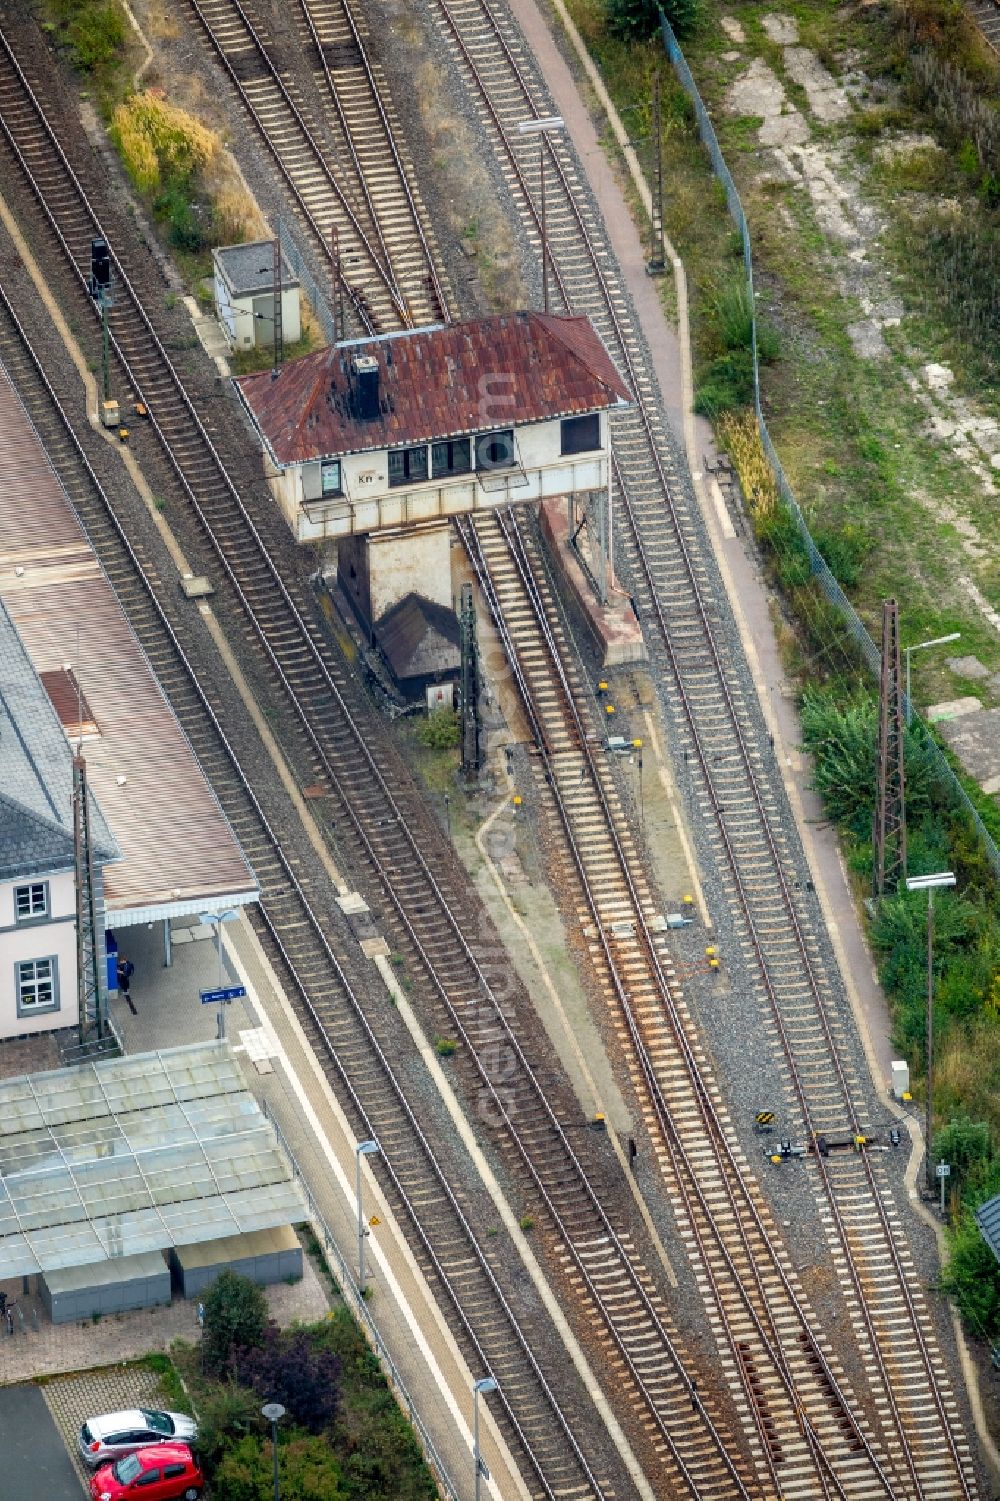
[0,1044,308,1279]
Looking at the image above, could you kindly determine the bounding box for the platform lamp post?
[906,871,956,1190]
[199,908,240,1040]
[355,1138,380,1292]
[473,1376,498,1501]
[261,1402,285,1501]
[904,632,960,726]
[517,117,564,315]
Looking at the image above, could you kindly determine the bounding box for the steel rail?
[432,5,977,1492]
[183,0,399,328]
[0,277,605,1501]
[461,510,877,1501]
[0,37,746,1498]
[293,0,449,321]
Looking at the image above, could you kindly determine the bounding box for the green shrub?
[694,349,755,416]
[800,689,941,837]
[434,1037,457,1057]
[202,1269,269,1377]
[213,1432,346,1501]
[416,708,460,750]
[194,1381,262,1470]
[940,1203,1000,1341]
[66,2,125,69]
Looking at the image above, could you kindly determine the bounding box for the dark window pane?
[560,413,600,455]
[432,438,471,478]
[388,445,429,487]
[164,1465,185,1479]
[475,431,515,470]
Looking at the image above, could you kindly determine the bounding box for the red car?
[89,1442,203,1501]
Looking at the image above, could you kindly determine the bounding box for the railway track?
[966,0,1000,51]
[462,509,902,1501]
[430,1,980,1495]
[184,0,447,330]
[0,26,760,1500]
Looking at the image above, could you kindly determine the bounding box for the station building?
[0,364,257,1045]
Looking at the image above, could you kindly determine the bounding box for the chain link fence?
[275,217,338,348]
[658,14,1000,879]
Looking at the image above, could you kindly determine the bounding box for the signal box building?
[234,310,631,544]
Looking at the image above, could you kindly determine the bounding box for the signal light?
[90,237,111,296]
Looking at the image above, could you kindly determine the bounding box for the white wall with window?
[0,869,77,1037]
[273,411,610,543]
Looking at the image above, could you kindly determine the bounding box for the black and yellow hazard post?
[755,1111,775,1131]
[597,681,608,696]
[591,1113,606,1132]
[705,945,719,970]
[512,794,522,812]
[853,1135,868,1151]
[118,427,129,445]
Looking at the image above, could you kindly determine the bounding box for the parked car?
[89,1443,203,1501]
[79,1409,199,1469]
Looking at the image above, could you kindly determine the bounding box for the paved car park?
[0,1383,87,1499]
[43,1363,167,1492]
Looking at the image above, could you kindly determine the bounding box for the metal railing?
[261,1101,460,1501]
[658,12,1000,880]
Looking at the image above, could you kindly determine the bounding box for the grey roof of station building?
[213,241,299,297]
[0,599,118,883]
[975,1191,1000,1265]
[0,1043,309,1279]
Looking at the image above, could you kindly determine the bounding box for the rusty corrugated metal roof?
[235,311,632,465]
[0,365,257,920]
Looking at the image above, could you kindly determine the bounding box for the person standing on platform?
[117,956,136,1015]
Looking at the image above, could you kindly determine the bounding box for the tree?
[605,0,700,42]
[233,1326,342,1433]
[202,1270,269,1377]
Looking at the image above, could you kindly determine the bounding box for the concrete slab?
[947,655,990,679]
[0,1384,83,1500]
[927,696,982,721]
[934,705,1000,792]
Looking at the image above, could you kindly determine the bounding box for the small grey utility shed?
[213,241,301,352]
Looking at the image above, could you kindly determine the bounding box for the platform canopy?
[0,1044,307,1280]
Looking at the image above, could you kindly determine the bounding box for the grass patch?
[38,0,130,109]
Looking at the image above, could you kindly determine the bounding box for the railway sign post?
[936,1160,951,1214]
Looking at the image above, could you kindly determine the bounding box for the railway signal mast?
[89,236,114,412]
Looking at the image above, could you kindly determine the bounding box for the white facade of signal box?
[262,412,611,544]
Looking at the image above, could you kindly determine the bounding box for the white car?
[78,1409,199,1469]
